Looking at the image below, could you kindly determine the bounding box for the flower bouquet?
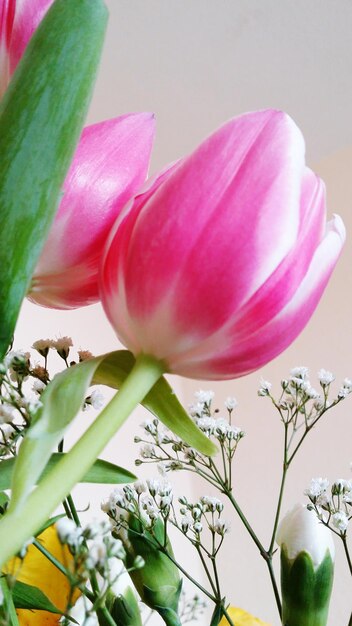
[0,2,350,625]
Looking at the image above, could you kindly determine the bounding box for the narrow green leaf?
[93,352,217,457]
[12,580,61,613]
[0,454,135,491]
[0,0,108,360]
[0,576,20,626]
[11,350,216,510]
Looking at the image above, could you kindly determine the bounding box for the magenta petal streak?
[101,109,345,380]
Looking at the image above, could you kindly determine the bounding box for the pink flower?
[0,0,53,97]
[1,1,156,309]
[28,112,155,308]
[100,109,345,380]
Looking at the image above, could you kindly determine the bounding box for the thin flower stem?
[0,354,164,567]
[225,491,266,555]
[268,423,289,554]
[194,543,218,597]
[32,539,94,602]
[225,482,282,619]
[219,604,235,626]
[266,559,282,619]
[342,534,352,576]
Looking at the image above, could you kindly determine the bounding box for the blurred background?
[15,2,352,624]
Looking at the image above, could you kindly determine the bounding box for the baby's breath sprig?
[259,367,351,466]
[0,340,103,462]
[305,474,352,578]
[133,369,352,621]
[102,480,234,626]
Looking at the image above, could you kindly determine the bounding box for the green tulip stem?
[0,354,164,568]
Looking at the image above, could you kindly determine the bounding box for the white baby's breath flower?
[197,417,216,434]
[318,369,335,386]
[290,366,309,379]
[78,350,93,362]
[89,390,104,410]
[224,396,238,411]
[194,390,214,405]
[52,336,73,359]
[305,477,329,499]
[32,379,46,394]
[56,518,77,543]
[140,444,156,459]
[0,405,14,424]
[32,339,53,356]
[332,511,349,532]
[189,402,205,417]
[258,379,272,396]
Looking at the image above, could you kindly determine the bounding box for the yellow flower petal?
[220,606,271,626]
[4,525,80,625]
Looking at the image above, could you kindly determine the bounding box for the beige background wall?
[14,2,352,625]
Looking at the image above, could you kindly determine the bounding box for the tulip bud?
[101,109,345,381]
[120,516,182,626]
[277,504,335,626]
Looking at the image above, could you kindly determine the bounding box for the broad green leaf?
[0,0,108,360]
[13,580,61,614]
[0,454,135,491]
[11,350,216,509]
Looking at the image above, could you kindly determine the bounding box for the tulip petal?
[8,0,53,75]
[170,215,345,379]
[0,0,15,96]
[121,110,305,338]
[29,112,155,309]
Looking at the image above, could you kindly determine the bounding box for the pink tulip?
[100,109,345,380]
[0,0,53,97]
[28,112,156,308]
[0,1,156,309]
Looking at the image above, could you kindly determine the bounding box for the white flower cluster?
[102,478,174,528]
[305,475,352,533]
[179,495,229,538]
[56,518,125,571]
[196,416,244,442]
[258,366,352,425]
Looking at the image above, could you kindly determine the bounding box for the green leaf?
[0,454,135,491]
[12,580,62,613]
[11,350,216,509]
[93,351,217,457]
[0,576,20,626]
[0,0,108,360]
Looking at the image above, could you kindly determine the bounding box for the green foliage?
[11,350,216,510]
[0,454,136,491]
[125,517,182,626]
[281,547,334,626]
[0,0,108,359]
[108,587,143,626]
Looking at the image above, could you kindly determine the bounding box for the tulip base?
[0,353,164,567]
